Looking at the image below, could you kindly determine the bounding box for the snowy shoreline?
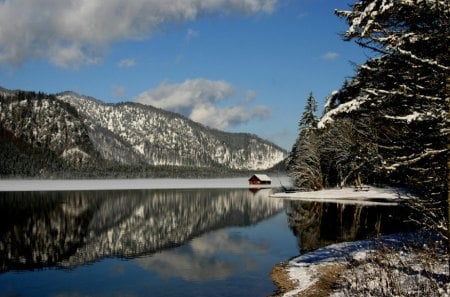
[276,233,449,297]
[270,186,406,205]
[280,238,377,297]
[0,176,291,192]
[271,188,446,296]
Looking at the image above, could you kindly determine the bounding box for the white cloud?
[49,43,102,68]
[0,0,277,67]
[134,78,270,130]
[190,104,270,130]
[244,89,257,103]
[135,79,235,115]
[322,51,339,60]
[186,28,199,41]
[117,58,136,68]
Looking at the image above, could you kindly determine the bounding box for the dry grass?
[270,262,298,297]
[270,261,347,297]
[299,263,347,297]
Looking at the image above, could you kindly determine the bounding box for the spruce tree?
[287,93,322,190]
[299,92,318,129]
[318,0,449,243]
[331,0,449,199]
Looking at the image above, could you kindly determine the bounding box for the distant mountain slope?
[0,88,286,176]
[0,127,68,176]
[0,91,100,173]
[58,92,286,170]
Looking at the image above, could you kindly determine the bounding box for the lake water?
[0,188,413,297]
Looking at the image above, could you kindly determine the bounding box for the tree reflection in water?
[0,188,284,272]
[285,200,414,253]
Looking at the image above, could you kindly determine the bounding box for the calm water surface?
[0,188,412,297]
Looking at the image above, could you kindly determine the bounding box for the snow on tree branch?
[384,111,422,123]
[383,149,447,171]
[361,87,442,101]
[318,96,369,129]
[394,47,449,71]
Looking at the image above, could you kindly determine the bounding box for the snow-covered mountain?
[0,91,100,174]
[0,88,286,176]
[57,91,286,170]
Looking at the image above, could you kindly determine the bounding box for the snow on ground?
[270,186,408,205]
[283,239,375,297]
[282,234,449,297]
[0,176,292,192]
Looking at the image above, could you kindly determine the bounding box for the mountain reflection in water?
[0,188,284,272]
[0,187,414,297]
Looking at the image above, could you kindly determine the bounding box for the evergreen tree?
[287,93,322,190]
[317,0,449,243]
[330,0,449,199]
[299,92,318,130]
[319,116,379,188]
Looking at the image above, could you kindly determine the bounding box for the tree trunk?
[447,76,450,274]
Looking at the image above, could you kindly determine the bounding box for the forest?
[288,0,447,199]
[286,0,449,270]
[0,90,286,178]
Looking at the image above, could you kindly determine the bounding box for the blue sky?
[0,0,367,150]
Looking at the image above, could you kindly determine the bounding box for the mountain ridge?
[60,90,283,151]
[0,87,286,177]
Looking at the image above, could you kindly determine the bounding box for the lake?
[0,187,413,297]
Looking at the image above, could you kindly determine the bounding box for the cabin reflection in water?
[285,201,412,253]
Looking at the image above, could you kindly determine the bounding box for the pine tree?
[287,93,323,190]
[317,0,450,245]
[331,0,449,198]
[299,92,318,129]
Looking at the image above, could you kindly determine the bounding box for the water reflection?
[135,230,270,281]
[285,201,413,253]
[0,188,284,272]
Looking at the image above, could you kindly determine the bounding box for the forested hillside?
[0,89,286,177]
[0,91,100,176]
[58,92,286,171]
[287,0,448,203]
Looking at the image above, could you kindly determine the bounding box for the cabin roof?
[249,174,271,182]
